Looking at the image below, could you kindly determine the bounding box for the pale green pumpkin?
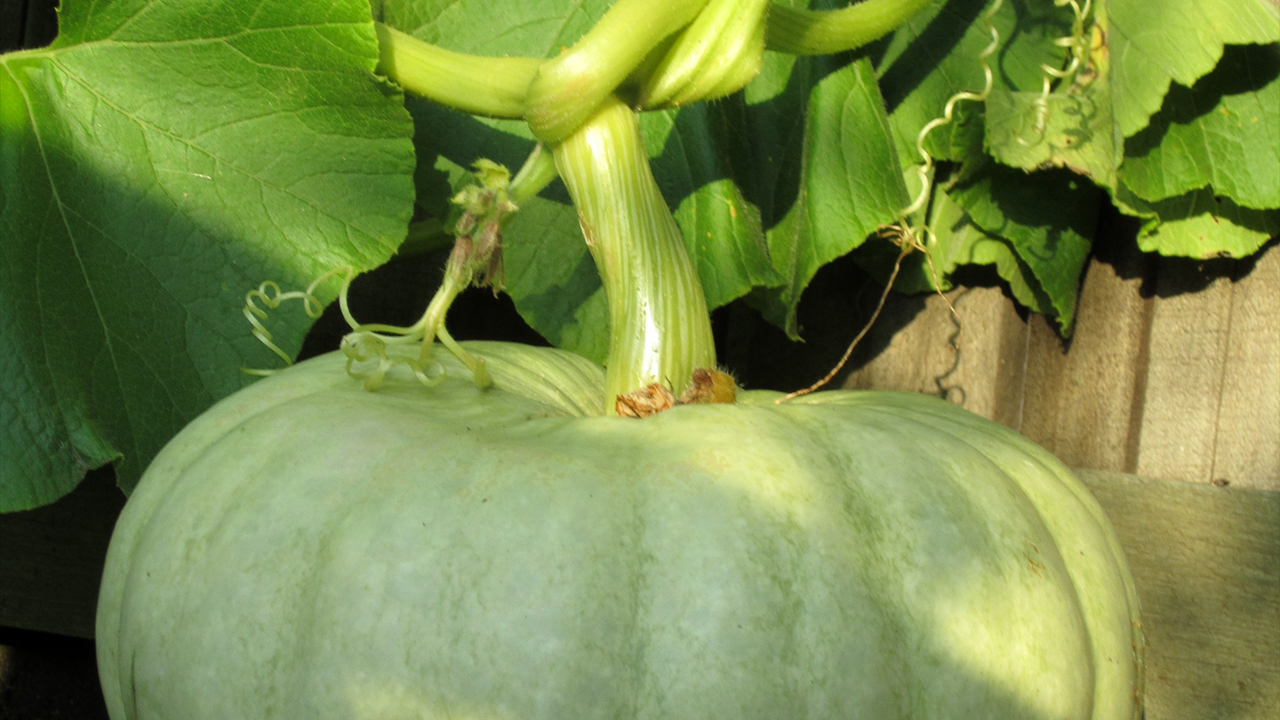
[96,341,1142,720]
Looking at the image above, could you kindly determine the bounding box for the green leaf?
[387,0,778,361]
[0,0,415,510]
[861,162,1097,335]
[987,1,1280,184]
[950,165,1100,333]
[983,17,1122,190]
[875,0,1074,166]
[869,185,1054,319]
[985,74,1122,191]
[985,3,1279,261]
[740,52,909,338]
[1116,184,1280,259]
[1107,0,1280,137]
[1121,44,1280,210]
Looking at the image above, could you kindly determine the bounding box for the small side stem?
[766,0,936,56]
[551,98,717,414]
[374,23,540,118]
[508,144,559,205]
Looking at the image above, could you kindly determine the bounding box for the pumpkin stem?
[551,98,718,414]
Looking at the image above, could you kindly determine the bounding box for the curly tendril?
[899,0,1002,232]
[241,266,356,376]
[1020,0,1093,146]
[240,154,544,391]
[241,261,474,392]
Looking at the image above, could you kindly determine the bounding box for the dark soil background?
[0,629,107,720]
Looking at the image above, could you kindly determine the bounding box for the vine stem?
[373,23,538,118]
[366,2,951,412]
[524,0,711,142]
[766,0,937,56]
[374,2,943,122]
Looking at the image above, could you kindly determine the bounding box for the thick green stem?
[552,99,717,414]
[524,0,710,143]
[766,0,936,56]
[374,23,539,118]
[639,0,771,108]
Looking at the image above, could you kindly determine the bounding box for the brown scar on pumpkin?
[617,368,738,418]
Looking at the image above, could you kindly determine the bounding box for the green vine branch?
[243,149,559,390]
[373,23,538,118]
[373,1,947,122]
[766,0,937,56]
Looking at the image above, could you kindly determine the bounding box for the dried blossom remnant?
[617,368,738,418]
[615,383,677,418]
[451,159,518,293]
[678,368,737,405]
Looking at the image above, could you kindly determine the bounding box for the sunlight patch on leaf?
[1121,44,1280,210]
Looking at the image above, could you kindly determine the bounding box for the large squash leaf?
[869,185,1055,320]
[989,0,1280,161]
[985,0,1279,260]
[1115,185,1280,260]
[736,52,908,338]
[0,0,415,509]
[1106,0,1280,137]
[1121,44,1280,211]
[949,164,1099,332]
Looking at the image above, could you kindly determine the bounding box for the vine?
[1021,0,1094,145]
[246,0,1095,410]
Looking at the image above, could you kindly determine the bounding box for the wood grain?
[1080,470,1280,720]
[1017,241,1155,474]
[837,242,1280,490]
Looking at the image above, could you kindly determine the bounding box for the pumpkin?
[96,341,1143,719]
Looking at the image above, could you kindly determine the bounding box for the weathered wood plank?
[1136,262,1240,483]
[843,285,1029,425]
[1016,241,1154,474]
[834,242,1280,490]
[1079,470,1280,720]
[1201,248,1279,485]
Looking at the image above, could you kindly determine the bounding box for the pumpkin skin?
[96,342,1142,720]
